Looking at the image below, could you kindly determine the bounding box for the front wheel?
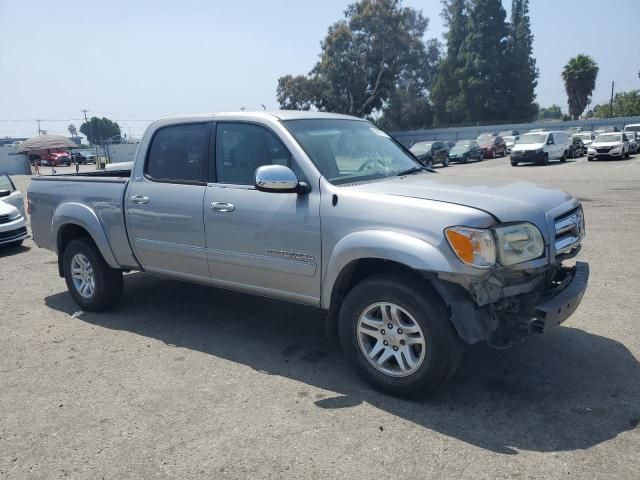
[63,237,123,311]
[338,274,463,397]
[443,156,450,167]
[463,154,469,164]
[511,160,518,166]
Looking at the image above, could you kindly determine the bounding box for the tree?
[276,0,435,118]
[376,38,441,130]
[430,0,468,125]
[79,117,121,145]
[562,54,599,120]
[67,124,77,138]
[590,90,640,118]
[538,104,562,120]
[457,0,510,123]
[505,0,538,122]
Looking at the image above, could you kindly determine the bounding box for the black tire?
[625,148,630,159]
[443,156,450,167]
[588,156,594,161]
[560,151,567,163]
[479,152,484,161]
[338,273,463,398]
[426,158,433,169]
[7,240,23,248]
[543,153,549,165]
[511,160,518,166]
[62,237,123,311]
[463,154,469,164]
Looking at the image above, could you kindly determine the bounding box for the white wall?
[106,143,139,164]
[0,146,30,175]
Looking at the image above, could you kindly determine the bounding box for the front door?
[203,122,321,305]
[126,122,210,281]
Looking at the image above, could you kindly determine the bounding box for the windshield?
[625,125,640,132]
[453,140,473,150]
[596,134,622,142]
[518,133,547,144]
[0,174,15,192]
[579,134,593,140]
[283,119,423,185]
[503,136,515,143]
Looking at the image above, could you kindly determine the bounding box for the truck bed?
[28,174,139,269]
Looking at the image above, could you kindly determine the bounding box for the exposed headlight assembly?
[445,222,545,268]
[493,222,545,266]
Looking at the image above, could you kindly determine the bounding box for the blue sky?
[1,0,638,137]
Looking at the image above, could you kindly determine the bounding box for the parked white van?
[510,131,570,166]
[623,123,640,134]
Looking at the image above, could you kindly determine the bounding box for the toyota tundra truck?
[27,111,589,397]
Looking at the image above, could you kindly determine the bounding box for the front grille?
[0,214,13,224]
[596,147,612,153]
[0,226,27,241]
[554,207,585,256]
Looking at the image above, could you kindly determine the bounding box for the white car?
[587,132,630,161]
[503,135,519,154]
[574,131,596,150]
[0,174,28,247]
[510,131,570,166]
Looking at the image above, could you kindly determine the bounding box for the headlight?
[610,145,622,153]
[445,227,496,268]
[8,210,22,220]
[494,222,544,266]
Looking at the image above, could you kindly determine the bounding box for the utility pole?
[36,119,42,135]
[609,81,615,118]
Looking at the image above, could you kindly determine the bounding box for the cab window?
[146,123,208,182]
[0,174,16,193]
[214,123,292,185]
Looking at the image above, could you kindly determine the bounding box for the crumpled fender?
[52,202,119,269]
[321,230,455,309]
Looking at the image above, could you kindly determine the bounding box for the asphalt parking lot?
[1,156,639,479]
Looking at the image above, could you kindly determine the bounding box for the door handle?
[210,202,235,212]
[130,195,149,205]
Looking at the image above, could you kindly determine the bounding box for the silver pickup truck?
[28,111,589,396]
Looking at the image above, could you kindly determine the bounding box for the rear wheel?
[560,151,567,163]
[625,148,630,159]
[511,160,518,166]
[338,273,463,397]
[426,158,433,169]
[63,237,123,311]
[443,156,450,167]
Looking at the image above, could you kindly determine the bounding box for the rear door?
[203,121,322,305]
[126,122,211,281]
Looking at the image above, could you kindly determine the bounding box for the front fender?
[52,202,119,269]
[321,230,455,309]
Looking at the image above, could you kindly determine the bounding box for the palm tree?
[562,55,599,120]
[68,124,77,138]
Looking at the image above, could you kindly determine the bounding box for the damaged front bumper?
[430,262,589,348]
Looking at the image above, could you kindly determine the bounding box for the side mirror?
[255,165,310,194]
[0,190,10,198]
[547,139,554,145]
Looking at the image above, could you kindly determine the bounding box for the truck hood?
[591,141,622,148]
[345,173,574,234]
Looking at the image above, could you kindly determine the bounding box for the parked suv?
[587,132,630,160]
[478,135,507,158]
[568,136,585,158]
[510,131,570,166]
[409,141,450,168]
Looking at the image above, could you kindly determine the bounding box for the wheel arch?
[53,203,119,276]
[322,230,455,335]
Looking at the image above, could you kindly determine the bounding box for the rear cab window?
[145,123,209,183]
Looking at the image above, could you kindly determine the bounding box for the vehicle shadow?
[45,273,640,455]
[0,243,31,258]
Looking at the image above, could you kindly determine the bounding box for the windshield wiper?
[396,165,432,176]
